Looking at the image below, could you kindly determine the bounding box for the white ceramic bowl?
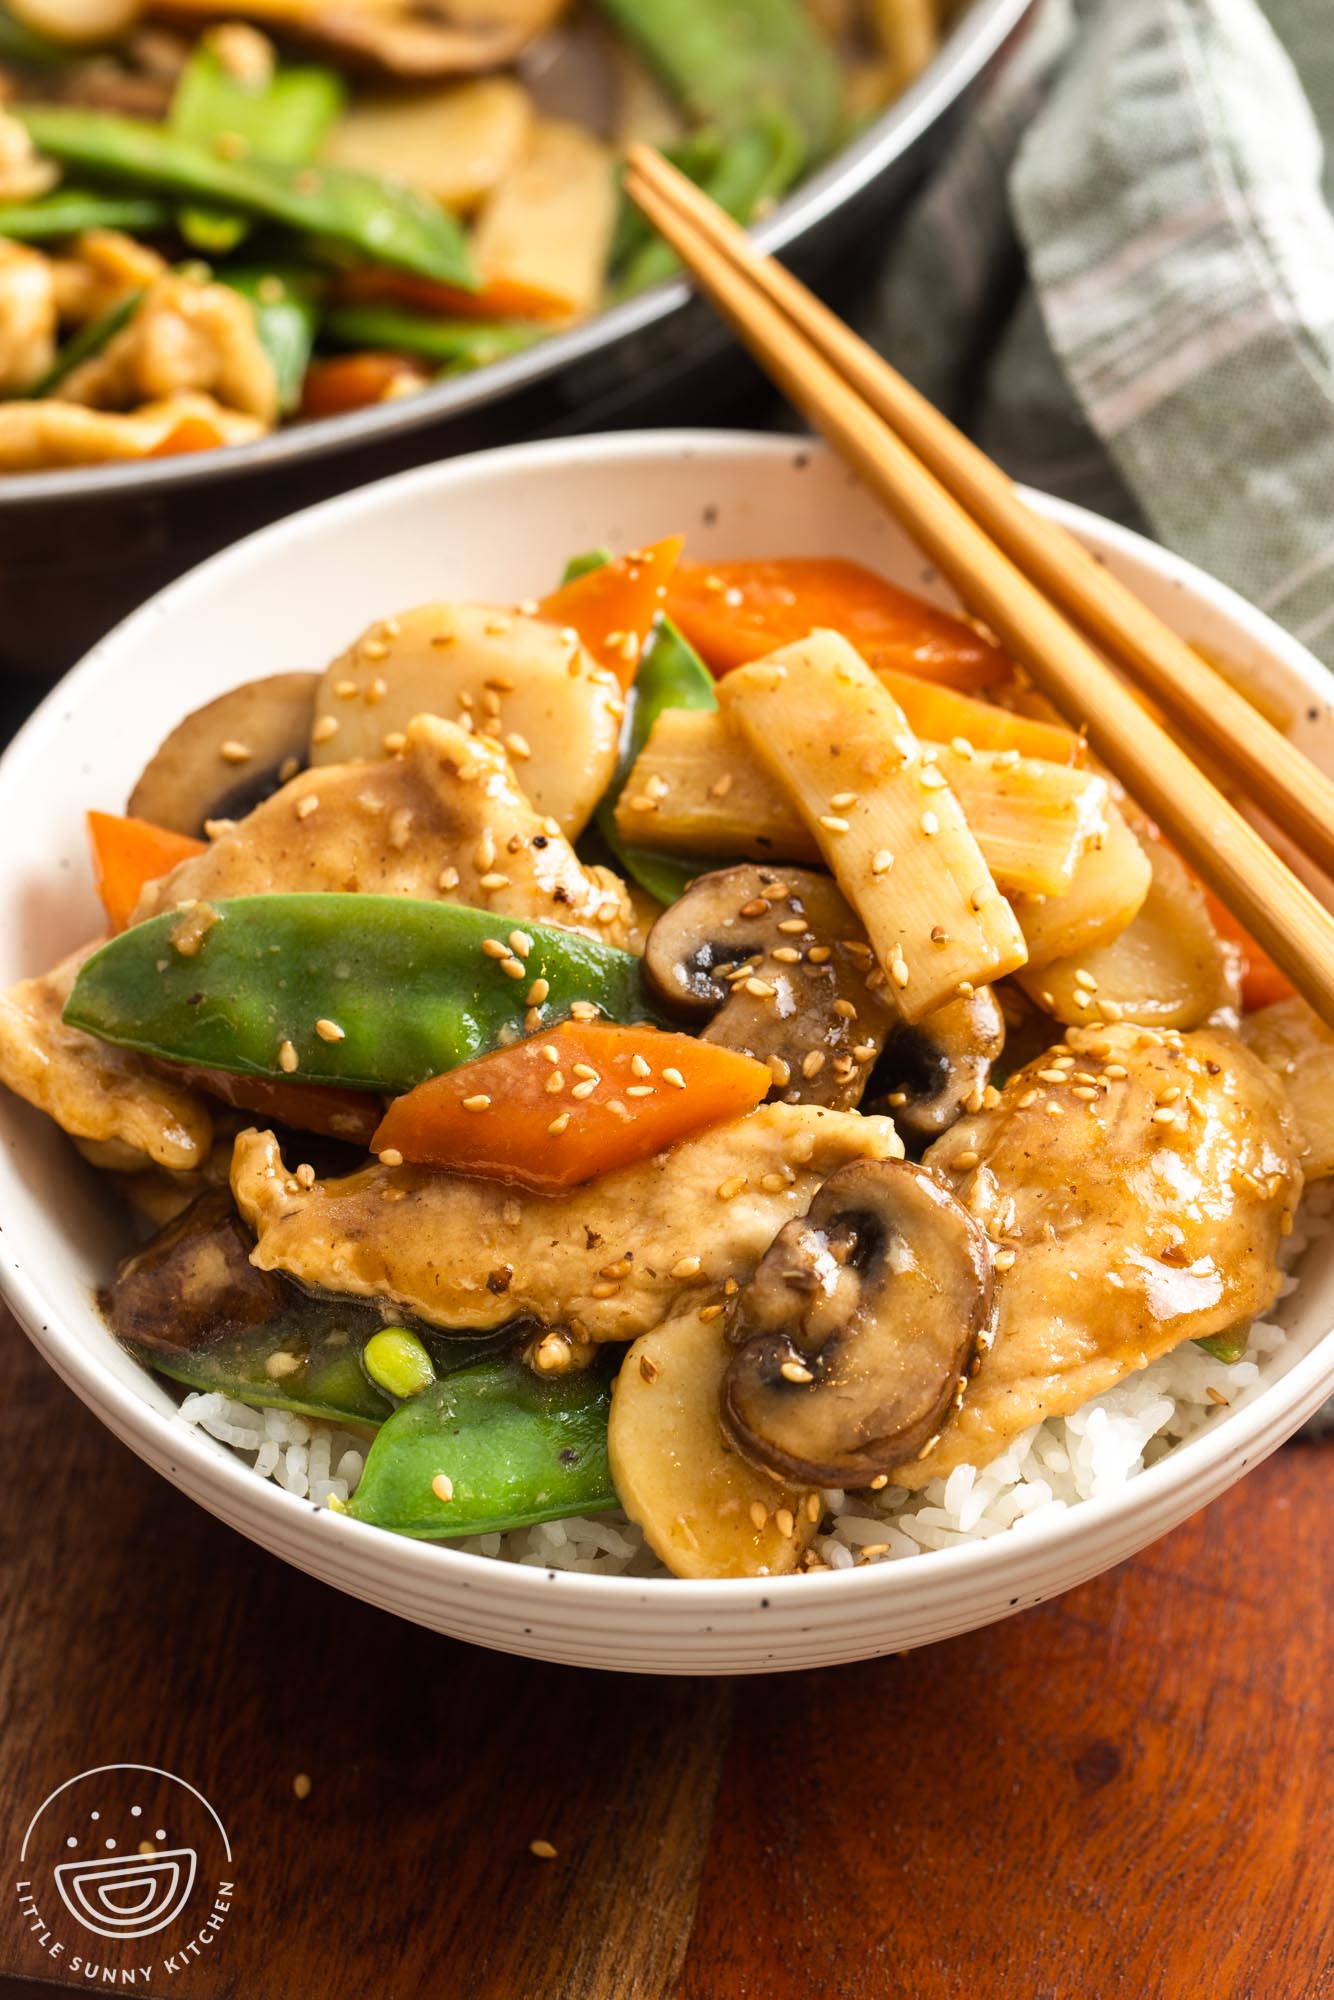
[3,432,1332,1675]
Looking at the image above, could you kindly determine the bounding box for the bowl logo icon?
[53,1844,198,1940]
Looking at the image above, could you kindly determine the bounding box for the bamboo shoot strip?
[616,706,1108,896]
[16,106,476,288]
[716,632,1027,1020]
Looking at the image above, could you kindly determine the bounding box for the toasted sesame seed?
[717,1176,748,1200]
[295,793,320,821]
[294,1163,316,1190]
[547,1112,571,1135]
[871,849,895,876]
[1072,1085,1099,1101]
[993,1247,1016,1271]
[953,1149,980,1169]
[662,1067,687,1089]
[698,1303,725,1323]
[672,1255,702,1279]
[627,1052,652,1079]
[590,1280,619,1299]
[819,814,850,834]
[481,938,508,959]
[1152,1107,1178,1125]
[760,1171,787,1193]
[780,1361,814,1385]
[853,1042,877,1061]
[480,872,511,893]
[830,791,858,809]
[462,1094,492,1113]
[771,946,802,964]
[500,955,526,979]
[314,1017,344,1043]
[220,738,252,763]
[777,917,808,934]
[626,1083,653,1098]
[710,772,735,799]
[529,1839,557,1861]
[1104,1063,1129,1080]
[832,998,857,1019]
[802,1051,826,1079]
[507,930,532,959]
[438,866,460,891]
[749,1502,769,1531]
[745,977,777,998]
[775,1507,796,1539]
[569,1000,598,1022]
[278,1039,298,1073]
[890,955,910,988]
[1159,1085,1182,1104]
[382,731,407,755]
[570,1079,597,1100]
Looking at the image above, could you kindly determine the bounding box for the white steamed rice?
[175,1180,1331,1578]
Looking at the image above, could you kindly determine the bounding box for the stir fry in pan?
[0,0,948,470]
[1,538,1324,1576]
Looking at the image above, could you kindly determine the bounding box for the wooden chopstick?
[623,152,1334,1031]
[626,144,1334,887]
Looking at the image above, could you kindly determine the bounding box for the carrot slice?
[372,1019,771,1192]
[538,536,684,689]
[168,1063,380,1145]
[88,811,206,933]
[299,352,431,420]
[147,415,227,458]
[1202,889,1297,1010]
[334,266,572,324]
[666,558,1011,691]
[876,667,1083,765]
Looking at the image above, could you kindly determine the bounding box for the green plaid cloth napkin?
[873,0,1334,667]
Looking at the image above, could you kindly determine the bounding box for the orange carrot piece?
[666,557,1011,691]
[876,667,1084,765]
[299,352,430,420]
[538,536,684,689]
[168,1063,380,1145]
[372,1019,771,1192]
[334,266,572,324]
[88,811,206,933]
[147,415,227,458]
[1202,889,1297,1010]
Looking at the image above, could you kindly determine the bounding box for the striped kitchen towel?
[872,0,1334,667]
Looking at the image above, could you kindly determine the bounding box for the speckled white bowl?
[3,432,1332,1674]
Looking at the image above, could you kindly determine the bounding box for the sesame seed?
[1045,1101,1064,1117]
[1104,1063,1129,1080]
[314,1017,344,1042]
[293,1773,312,1799]
[780,1360,814,1385]
[717,1176,748,1200]
[1037,1069,1068,1084]
[590,1280,619,1298]
[745,978,777,998]
[871,849,895,875]
[802,1051,826,1079]
[525,978,550,1008]
[481,872,511,892]
[819,814,850,834]
[920,811,940,836]
[950,736,976,758]
[830,791,858,809]
[294,1163,316,1189]
[569,1000,598,1022]
[853,1042,876,1061]
[571,1079,598,1100]
[1074,969,1099,991]
[362,638,389,662]
[378,1147,405,1169]
[953,1150,980,1169]
[626,1083,653,1098]
[672,1255,702,1279]
[1152,1107,1178,1125]
[481,938,508,959]
[366,677,388,703]
[920,766,948,790]
[529,1839,557,1862]
[661,1067,686,1091]
[698,1303,725,1323]
[296,793,319,820]
[993,1247,1016,1271]
[1017,1088,1039,1108]
[749,1502,769,1531]
[710,773,734,799]
[760,1171,787,1193]
[278,1039,298,1073]
[219,738,252,763]
[508,930,532,958]
[382,731,407,755]
[832,998,857,1020]
[500,956,526,979]
[890,956,910,988]
[1072,1085,1099,1101]
[462,1095,492,1112]
[1159,1085,1182,1104]
[547,1112,571,1135]
[203,817,236,839]
[995,748,1021,769]
[630,1053,652,1078]
[775,1508,796,1539]
[438,866,460,891]
[777,917,808,934]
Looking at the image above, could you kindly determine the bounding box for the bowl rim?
[3,425,1331,1614]
[0,0,1034,511]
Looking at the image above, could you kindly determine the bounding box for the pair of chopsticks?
[624,145,1334,1031]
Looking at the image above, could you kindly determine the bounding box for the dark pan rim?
[0,0,1031,510]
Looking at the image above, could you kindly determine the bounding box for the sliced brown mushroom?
[127,671,317,836]
[721,1159,994,1487]
[642,864,896,1110]
[874,986,1005,1139]
[104,1186,284,1354]
[152,0,557,78]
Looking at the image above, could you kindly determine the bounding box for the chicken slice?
[139,711,640,948]
[0,393,264,472]
[0,946,213,1170]
[61,272,279,424]
[0,240,57,395]
[899,1021,1302,1486]
[231,1102,903,1342]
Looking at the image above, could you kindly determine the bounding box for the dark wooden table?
[2,1314,1330,2000]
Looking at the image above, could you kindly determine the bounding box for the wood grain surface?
[1,1315,1329,2000]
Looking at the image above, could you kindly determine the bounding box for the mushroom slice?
[127,672,318,837]
[609,1309,817,1580]
[722,1159,994,1487]
[875,986,1005,1139]
[642,864,895,1110]
[104,1187,283,1354]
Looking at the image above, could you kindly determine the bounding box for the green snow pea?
[608,125,723,277]
[321,302,542,372]
[0,187,171,239]
[592,0,842,156]
[613,105,806,300]
[564,547,719,906]
[346,1356,615,1539]
[25,285,141,398]
[15,106,476,288]
[1195,1328,1249,1365]
[222,266,324,412]
[64,893,658,1093]
[170,42,343,254]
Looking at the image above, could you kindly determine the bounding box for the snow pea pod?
[222,267,324,412]
[25,285,141,397]
[592,0,842,155]
[346,1357,615,1539]
[613,105,806,300]
[16,106,476,288]
[170,41,344,255]
[0,187,171,239]
[64,892,658,1093]
[322,302,542,371]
